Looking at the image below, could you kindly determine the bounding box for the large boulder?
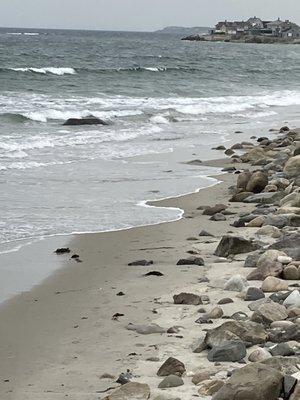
[103,382,150,400]
[157,357,186,377]
[63,115,108,126]
[207,341,246,362]
[251,301,288,325]
[247,250,284,281]
[204,320,267,348]
[268,325,300,342]
[246,171,268,193]
[241,147,267,163]
[283,155,300,178]
[215,236,259,258]
[237,171,252,191]
[212,363,283,400]
[158,375,184,388]
[261,276,289,292]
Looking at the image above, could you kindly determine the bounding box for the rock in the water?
[224,275,248,292]
[283,290,300,308]
[204,320,267,348]
[251,301,288,325]
[64,116,108,126]
[207,341,246,362]
[246,170,268,193]
[103,382,150,400]
[261,276,289,292]
[212,363,283,400]
[198,380,224,396]
[126,323,165,334]
[215,236,259,258]
[173,292,202,305]
[157,357,186,377]
[177,256,204,266]
[248,348,272,362]
[158,375,184,388]
[245,287,265,301]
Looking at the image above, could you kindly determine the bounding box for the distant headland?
[182,17,300,44]
[154,26,210,35]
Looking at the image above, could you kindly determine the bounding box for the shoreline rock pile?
[104,127,300,400]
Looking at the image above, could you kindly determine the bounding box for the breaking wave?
[8,67,76,75]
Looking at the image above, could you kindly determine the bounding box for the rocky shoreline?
[102,127,300,400]
[0,126,299,400]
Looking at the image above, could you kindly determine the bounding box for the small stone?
[245,287,265,301]
[261,276,289,292]
[176,256,204,266]
[218,298,233,305]
[210,213,226,221]
[192,372,210,385]
[173,293,202,305]
[205,306,223,319]
[277,256,293,264]
[158,375,184,388]
[199,230,214,237]
[248,348,272,362]
[103,382,150,400]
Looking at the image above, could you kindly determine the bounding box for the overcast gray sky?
[1,0,299,31]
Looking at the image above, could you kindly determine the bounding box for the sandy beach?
[0,127,299,400]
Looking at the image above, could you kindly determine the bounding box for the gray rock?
[245,287,265,301]
[210,213,226,221]
[268,325,300,343]
[177,256,204,266]
[199,230,214,237]
[244,192,284,204]
[215,235,259,258]
[207,341,246,362]
[246,170,268,193]
[244,251,262,268]
[103,382,150,400]
[269,232,300,250]
[283,375,298,400]
[158,375,184,388]
[126,323,165,335]
[173,292,202,305]
[212,363,283,400]
[270,343,295,357]
[251,301,288,326]
[203,204,227,215]
[247,297,272,311]
[205,320,267,348]
[261,356,300,375]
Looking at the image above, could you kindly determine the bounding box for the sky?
[1,0,299,31]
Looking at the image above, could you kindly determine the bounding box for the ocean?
[1,27,300,253]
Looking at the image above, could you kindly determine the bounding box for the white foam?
[10,67,76,75]
[150,115,170,124]
[144,67,166,72]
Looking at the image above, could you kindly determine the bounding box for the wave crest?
[9,67,76,75]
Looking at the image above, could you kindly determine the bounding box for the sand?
[0,157,263,400]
